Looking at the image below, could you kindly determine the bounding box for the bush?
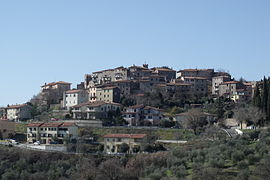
[119,143,129,153]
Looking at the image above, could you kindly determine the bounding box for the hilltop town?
[1,64,268,146]
[0,64,270,179]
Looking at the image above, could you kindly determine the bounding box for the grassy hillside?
[80,127,195,142]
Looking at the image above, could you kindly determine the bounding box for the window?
[40,128,43,131]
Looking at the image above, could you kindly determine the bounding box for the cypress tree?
[253,85,261,108]
[267,81,270,121]
[261,77,268,112]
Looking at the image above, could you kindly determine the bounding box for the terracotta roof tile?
[6,104,28,109]
[65,89,84,94]
[42,81,71,87]
[27,123,44,127]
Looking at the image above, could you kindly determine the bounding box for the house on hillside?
[63,89,89,110]
[103,133,147,154]
[41,81,71,105]
[123,105,164,126]
[71,101,122,120]
[27,122,78,144]
[96,86,121,103]
[5,104,32,121]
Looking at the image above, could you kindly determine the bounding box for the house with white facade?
[104,133,147,154]
[63,89,89,110]
[71,101,122,120]
[27,122,78,144]
[6,104,32,121]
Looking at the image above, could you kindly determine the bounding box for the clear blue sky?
[0,0,269,106]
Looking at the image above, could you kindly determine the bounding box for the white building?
[6,104,32,121]
[89,86,97,102]
[72,101,122,120]
[27,122,78,144]
[63,89,89,110]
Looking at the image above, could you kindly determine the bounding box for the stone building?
[96,86,121,103]
[212,76,231,95]
[177,69,214,80]
[41,81,71,105]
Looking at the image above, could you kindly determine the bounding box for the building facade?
[6,104,32,121]
[123,105,164,126]
[181,77,208,97]
[218,81,246,98]
[212,76,231,95]
[27,122,78,144]
[103,133,147,154]
[177,69,214,80]
[72,101,122,120]
[63,89,89,110]
[96,86,121,103]
[41,81,71,105]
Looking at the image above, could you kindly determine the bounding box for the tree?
[267,87,270,122]
[119,143,130,153]
[215,97,226,119]
[261,77,268,113]
[253,85,262,108]
[183,109,208,135]
[233,106,265,128]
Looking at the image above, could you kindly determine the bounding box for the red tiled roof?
[135,94,145,97]
[167,83,192,86]
[155,68,176,72]
[72,101,122,108]
[128,104,144,109]
[65,89,84,94]
[221,81,240,84]
[183,77,207,80]
[27,122,76,128]
[27,123,44,127]
[102,86,118,90]
[42,81,71,87]
[40,122,63,127]
[104,134,147,139]
[144,106,164,112]
[6,104,28,109]
[60,122,76,127]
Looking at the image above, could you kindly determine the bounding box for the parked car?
[33,141,40,145]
